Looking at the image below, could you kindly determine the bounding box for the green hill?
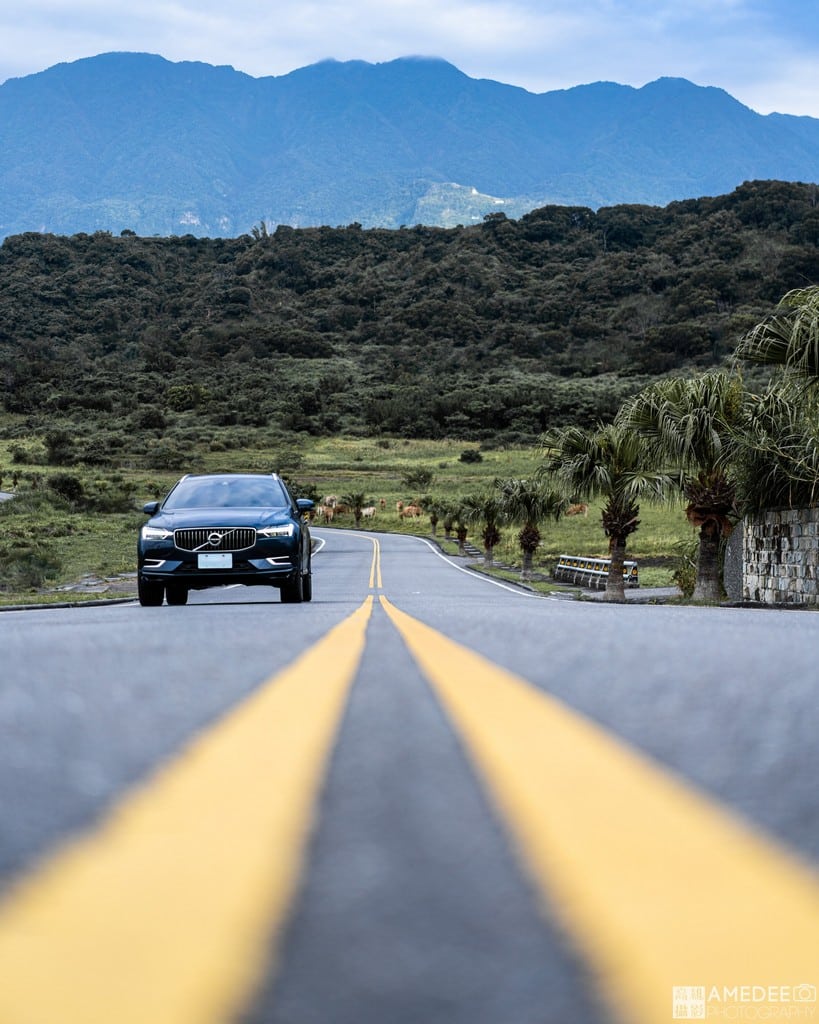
[1,180,818,455]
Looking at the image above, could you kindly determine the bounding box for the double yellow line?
[380,594,819,1024]
[0,536,816,1024]
[0,599,374,1024]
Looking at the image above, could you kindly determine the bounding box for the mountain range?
[1,52,818,239]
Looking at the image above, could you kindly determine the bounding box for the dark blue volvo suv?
[137,473,314,606]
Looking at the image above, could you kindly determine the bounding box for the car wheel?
[138,578,164,607]
[280,574,304,603]
[166,586,188,606]
[302,572,312,602]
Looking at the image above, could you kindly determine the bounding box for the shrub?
[401,468,434,491]
[79,438,113,465]
[0,540,61,592]
[48,473,85,505]
[44,430,76,466]
[459,448,483,463]
[133,407,167,431]
[84,478,137,513]
[9,445,30,465]
[145,442,187,470]
[670,536,698,599]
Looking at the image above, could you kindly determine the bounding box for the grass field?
[0,432,693,602]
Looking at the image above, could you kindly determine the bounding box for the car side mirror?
[296,498,315,514]
[142,501,160,515]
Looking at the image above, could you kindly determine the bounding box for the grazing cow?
[361,506,377,519]
[317,504,334,523]
[401,504,423,518]
[396,500,404,516]
[566,503,589,517]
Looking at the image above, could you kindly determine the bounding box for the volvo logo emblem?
[207,532,223,547]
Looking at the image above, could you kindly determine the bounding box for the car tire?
[302,573,312,602]
[280,574,304,603]
[138,578,164,607]
[166,586,188,606]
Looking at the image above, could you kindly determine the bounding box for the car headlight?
[258,523,295,538]
[141,525,173,540]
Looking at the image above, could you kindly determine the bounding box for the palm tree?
[618,372,743,603]
[540,423,669,601]
[455,514,469,556]
[732,287,819,511]
[734,286,819,381]
[437,498,458,540]
[460,492,503,565]
[341,491,369,529]
[425,499,442,536]
[496,479,566,580]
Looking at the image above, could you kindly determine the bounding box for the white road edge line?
[413,536,549,598]
[311,528,549,599]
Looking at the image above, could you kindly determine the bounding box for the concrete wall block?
[741,507,819,603]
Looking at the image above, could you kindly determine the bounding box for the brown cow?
[401,504,423,518]
[566,503,589,517]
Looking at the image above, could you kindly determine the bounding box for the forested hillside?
[1,180,818,455]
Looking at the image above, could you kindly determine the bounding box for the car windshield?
[163,476,290,510]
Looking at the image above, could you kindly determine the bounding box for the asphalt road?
[0,529,817,1024]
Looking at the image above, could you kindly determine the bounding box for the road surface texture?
[0,529,816,1024]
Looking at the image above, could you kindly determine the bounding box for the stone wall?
[742,507,819,605]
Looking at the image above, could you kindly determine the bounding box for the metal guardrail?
[553,554,639,590]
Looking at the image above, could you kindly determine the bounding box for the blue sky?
[1,0,818,116]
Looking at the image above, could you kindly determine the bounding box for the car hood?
[150,508,296,529]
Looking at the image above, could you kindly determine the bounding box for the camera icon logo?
[794,984,817,1003]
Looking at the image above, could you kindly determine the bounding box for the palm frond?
[617,371,743,475]
[735,286,819,381]
[732,384,819,510]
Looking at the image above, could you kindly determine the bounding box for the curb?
[0,595,137,612]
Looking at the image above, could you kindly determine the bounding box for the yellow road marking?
[379,595,819,1024]
[368,536,382,590]
[0,597,374,1024]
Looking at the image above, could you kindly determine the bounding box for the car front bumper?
[138,554,301,589]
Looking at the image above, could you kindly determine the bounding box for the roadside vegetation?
[2,181,818,447]
[3,283,819,604]
[1,187,818,604]
[0,432,693,603]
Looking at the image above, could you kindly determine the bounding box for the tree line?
[1,180,818,454]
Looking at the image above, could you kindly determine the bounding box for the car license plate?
[197,553,233,569]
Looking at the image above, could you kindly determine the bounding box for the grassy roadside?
[0,432,690,604]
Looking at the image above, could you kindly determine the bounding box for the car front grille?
[174,527,257,552]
